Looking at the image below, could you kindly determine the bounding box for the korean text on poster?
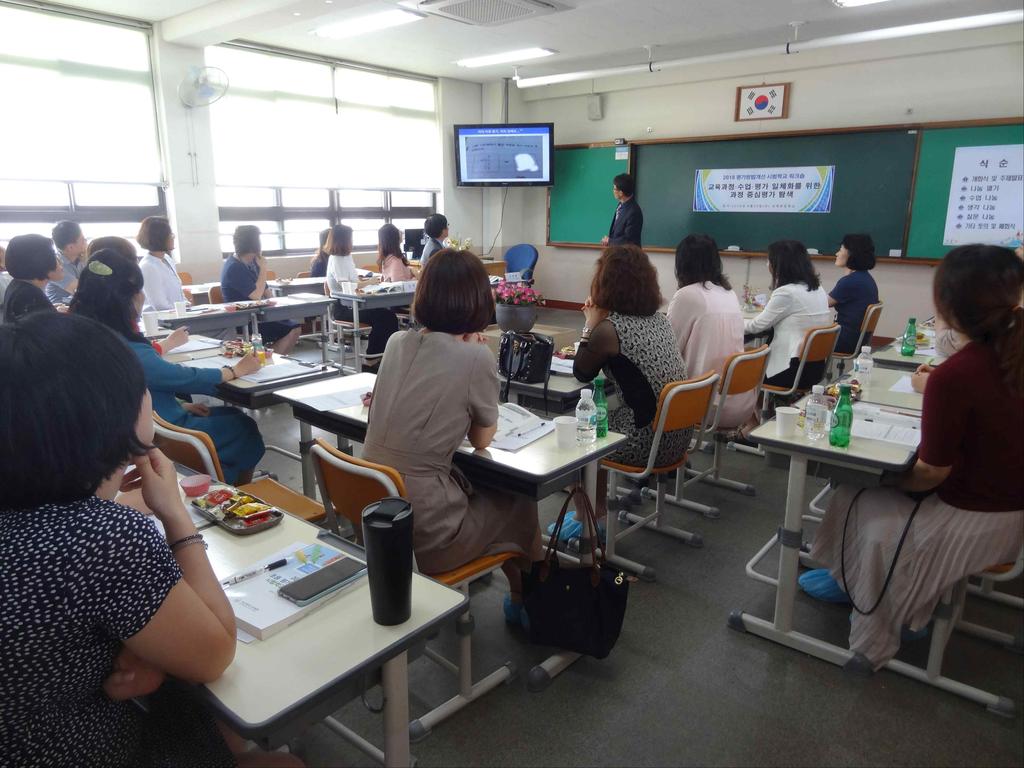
[942,144,1024,247]
[693,166,834,213]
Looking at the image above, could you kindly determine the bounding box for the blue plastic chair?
[503,244,539,282]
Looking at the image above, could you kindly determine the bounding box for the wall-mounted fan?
[178,66,229,108]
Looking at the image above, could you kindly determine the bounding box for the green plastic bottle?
[829,384,854,448]
[594,375,608,439]
[900,317,917,357]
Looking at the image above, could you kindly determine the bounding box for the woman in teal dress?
[70,248,265,484]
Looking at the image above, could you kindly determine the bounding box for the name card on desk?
[505,271,524,283]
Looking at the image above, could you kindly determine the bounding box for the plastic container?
[900,317,917,357]
[853,346,873,385]
[804,385,829,442]
[576,388,597,445]
[829,384,854,448]
[179,473,211,497]
[362,497,414,626]
[594,376,608,439]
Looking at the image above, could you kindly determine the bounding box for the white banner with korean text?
[942,144,1023,247]
[693,166,834,213]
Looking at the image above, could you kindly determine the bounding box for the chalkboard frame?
[545,141,630,248]
[546,116,1022,267]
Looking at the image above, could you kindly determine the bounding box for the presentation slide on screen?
[457,126,551,184]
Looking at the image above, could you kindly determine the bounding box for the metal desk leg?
[527,459,597,692]
[772,454,807,632]
[352,300,363,371]
[382,652,411,768]
[299,420,315,498]
[321,308,329,365]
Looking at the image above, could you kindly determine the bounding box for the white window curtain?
[0,6,161,183]
[205,46,440,191]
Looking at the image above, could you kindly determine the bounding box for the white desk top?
[268,277,328,289]
[873,342,945,370]
[852,367,923,413]
[201,514,464,732]
[274,374,629,482]
[751,416,916,472]
[165,347,337,394]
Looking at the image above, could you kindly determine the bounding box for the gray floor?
[240,310,1023,767]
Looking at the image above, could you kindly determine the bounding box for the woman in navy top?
[71,249,266,485]
[829,233,879,355]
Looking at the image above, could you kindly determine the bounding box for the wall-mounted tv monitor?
[454,123,554,187]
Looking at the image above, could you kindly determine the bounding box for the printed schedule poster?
[693,166,834,213]
[942,144,1024,247]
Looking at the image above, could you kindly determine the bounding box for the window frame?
[217,187,436,258]
[0,181,167,226]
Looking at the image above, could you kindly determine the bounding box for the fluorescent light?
[832,0,893,7]
[456,48,556,68]
[314,9,424,39]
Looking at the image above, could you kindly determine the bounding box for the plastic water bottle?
[853,346,873,385]
[804,385,830,441]
[576,388,597,445]
[594,376,608,439]
[829,384,854,448]
[251,333,267,366]
[900,317,917,357]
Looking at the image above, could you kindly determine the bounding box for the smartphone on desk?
[278,557,367,607]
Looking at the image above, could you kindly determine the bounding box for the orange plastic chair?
[761,323,840,422]
[831,302,883,378]
[601,371,719,581]
[177,270,194,285]
[309,438,515,740]
[209,284,224,305]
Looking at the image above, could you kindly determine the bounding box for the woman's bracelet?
[221,365,236,381]
[169,532,207,553]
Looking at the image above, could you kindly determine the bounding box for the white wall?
[509,25,1024,337]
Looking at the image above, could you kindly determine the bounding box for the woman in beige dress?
[362,248,543,626]
[809,244,1024,670]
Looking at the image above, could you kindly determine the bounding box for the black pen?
[221,558,288,586]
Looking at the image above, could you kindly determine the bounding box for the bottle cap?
[908,317,916,322]
[839,383,852,392]
[580,389,593,400]
[812,385,825,394]
[861,346,871,353]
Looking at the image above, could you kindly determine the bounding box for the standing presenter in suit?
[601,173,643,247]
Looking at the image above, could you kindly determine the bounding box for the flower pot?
[496,304,538,333]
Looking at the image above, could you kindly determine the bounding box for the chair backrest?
[209,284,224,305]
[770,323,840,396]
[297,271,311,278]
[707,344,770,431]
[503,244,539,279]
[152,413,225,482]
[853,302,884,352]
[265,270,277,281]
[177,270,193,286]
[310,438,407,536]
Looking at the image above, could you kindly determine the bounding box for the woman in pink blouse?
[377,224,415,282]
[666,234,754,429]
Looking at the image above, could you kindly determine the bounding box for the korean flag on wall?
[736,84,789,121]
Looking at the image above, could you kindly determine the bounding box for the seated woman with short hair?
[362,248,542,625]
[829,233,879,355]
[0,312,299,767]
[71,249,265,485]
[2,233,62,323]
[808,245,1024,669]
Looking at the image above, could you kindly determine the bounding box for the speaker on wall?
[587,93,603,121]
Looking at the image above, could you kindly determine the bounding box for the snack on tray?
[192,486,283,534]
[826,381,862,401]
[557,344,577,360]
[221,339,253,358]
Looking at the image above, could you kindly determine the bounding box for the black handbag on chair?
[497,331,554,407]
[522,486,629,659]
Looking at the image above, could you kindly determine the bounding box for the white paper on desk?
[888,375,917,394]
[175,336,223,354]
[550,357,575,375]
[851,416,921,448]
[182,355,236,370]
[491,420,555,451]
[239,362,312,382]
[303,389,367,411]
[915,347,938,357]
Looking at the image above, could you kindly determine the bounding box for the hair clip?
[88,260,113,276]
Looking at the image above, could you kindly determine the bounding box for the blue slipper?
[546,511,606,544]
[799,569,851,604]
[502,594,530,630]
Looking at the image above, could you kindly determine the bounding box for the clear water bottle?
[804,385,829,441]
[576,388,597,445]
[853,345,873,385]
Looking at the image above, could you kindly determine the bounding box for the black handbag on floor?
[522,486,629,659]
[497,331,553,406]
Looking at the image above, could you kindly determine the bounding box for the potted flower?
[494,280,544,333]
[444,235,473,252]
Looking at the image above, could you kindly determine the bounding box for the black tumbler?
[361,497,414,626]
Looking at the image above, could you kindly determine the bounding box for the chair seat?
[427,552,518,587]
[602,456,687,476]
[983,562,1015,575]
[831,350,856,360]
[238,478,325,523]
[331,320,372,336]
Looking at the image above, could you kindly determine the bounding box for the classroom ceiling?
[57,0,1024,82]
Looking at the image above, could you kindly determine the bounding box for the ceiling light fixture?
[314,9,425,39]
[456,48,556,68]
[516,10,1023,88]
[832,0,893,7]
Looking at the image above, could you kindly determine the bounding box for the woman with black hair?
[829,233,879,354]
[137,216,188,312]
[71,248,265,485]
[744,239,831,388]
[2,233,62,323]
[807,245,1023,669]
[309,228,330,278]
[0,313,300,767]
[667,234,753,428]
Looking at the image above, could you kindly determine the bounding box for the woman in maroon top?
[810,244,1023,669]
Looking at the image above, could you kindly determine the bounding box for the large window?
[205,46,440,191]
[0,5,164,247]
[215,186,436,257]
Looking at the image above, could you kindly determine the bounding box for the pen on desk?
[221,558,288,586]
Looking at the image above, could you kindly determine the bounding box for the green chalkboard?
[905,123,1024,259]
[634,130,918,255]
[547,145,628,245]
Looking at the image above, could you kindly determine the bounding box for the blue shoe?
[503,594,530,630]
[547,510,582,542]
[799,569,851,604]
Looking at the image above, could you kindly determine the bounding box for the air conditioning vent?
[415,0,569,26]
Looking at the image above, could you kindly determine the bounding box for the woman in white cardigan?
[744,240,831,389]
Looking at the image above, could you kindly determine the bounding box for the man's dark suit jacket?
[607,197,643,246]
